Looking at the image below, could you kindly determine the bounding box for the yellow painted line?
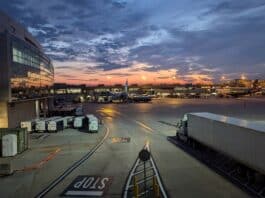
[135,120,154,133]
[98,108,153,134]
[97,108,121,116]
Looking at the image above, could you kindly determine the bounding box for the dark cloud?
[57,74,75,78]
[1,0,265,81]
[66,78,99,82]
[108,73,133,77]
[97,62,129,71]
[157,76,171,79]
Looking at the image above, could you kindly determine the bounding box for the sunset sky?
[1,0,265,85]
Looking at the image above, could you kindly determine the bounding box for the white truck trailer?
[177,112,265,176]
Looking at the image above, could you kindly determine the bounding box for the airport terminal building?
[0,12,54,128]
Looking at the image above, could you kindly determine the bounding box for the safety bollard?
[133,176,139,198]
[153,176,160,198]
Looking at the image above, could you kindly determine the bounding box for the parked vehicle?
[130,95,152,103]
[176,112,265,179]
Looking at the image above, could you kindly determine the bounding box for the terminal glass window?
[10,39,54,100]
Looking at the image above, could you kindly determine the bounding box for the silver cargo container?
[187,112,265,175]
[47,118,64,132]
[73,116,85,128]
[35,117,61,132]
[64,116,74,128]
[34,118,46,132]
[85,114,98,132]
[20,118,39,132]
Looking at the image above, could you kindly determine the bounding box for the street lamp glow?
[241,74,246,80]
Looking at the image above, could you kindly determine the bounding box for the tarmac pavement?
[1,98,265,197]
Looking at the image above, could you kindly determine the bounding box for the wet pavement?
[1,98,265,197]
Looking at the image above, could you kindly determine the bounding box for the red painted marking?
[16,148,61,172]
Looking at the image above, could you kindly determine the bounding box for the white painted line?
[123,158,140,198]
[65,190,103,196]
[35,126,110,198]
[150,156,168,198]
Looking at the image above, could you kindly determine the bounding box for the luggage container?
[85,115,99,133]
[47,118,64,132]
[35,119,47,132]
[88,117,99,133]
[35,116,61,132]
[20,119,39,132]
[0,128,28,155]
[63,116,74,128]
[2,134,17,157]
[86,114,95,120]
[62,117,68,128]
[73,116,85,128]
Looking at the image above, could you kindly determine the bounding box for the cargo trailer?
[73,116,85,128]
[35,116,61,132]
[85,115,98,133]
[176,112,265,176]
[186,112,265,175]
[2,134,17,157]
[88,117,98,133]
[64,116,74,128]
[0,128,28,155]
[174,112,265,195]
[47,118,64,132]
[20,119,39,133]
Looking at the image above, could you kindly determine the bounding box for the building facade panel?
[10,36,54,101]
[0,11,54,128]
[0,32,10,102]
[7,100,36,128]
